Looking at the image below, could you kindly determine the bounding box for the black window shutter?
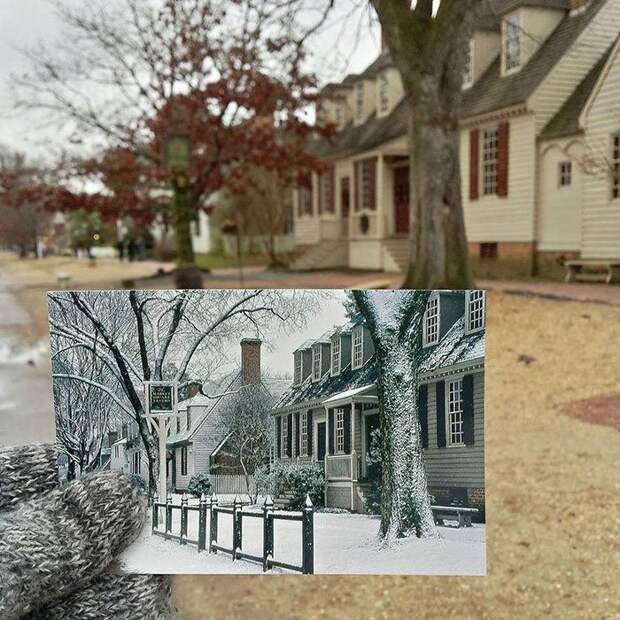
[344,406,352,454]
[418,384,428,449]
[276,416,281,458]
[287,413,292,457]
[436,381,446,448]
[295,412,300,456]
[307,411,313,456]
[462,374,475,445]
[328,409,335,455]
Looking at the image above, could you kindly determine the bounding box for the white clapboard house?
[293,0,620,276]
[271,291,486,519]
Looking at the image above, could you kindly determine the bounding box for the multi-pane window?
[463,39,474,88]
[483,128,499,195]
[559,161,572,187]
[504,14,521,72]
[356,81,364,123]
[612,134,620,200]
[467,291,485,332]
[318,169,335,214]
[298,177,313,216]
[312,345,322,381]
[281,415,288,458]
[331,336,341,375]
[423,294,440,346]
[336,102,343,128]
[300,412,308,456]
[447,379,464,446]
[180,446,188,476]
[379,73,389,114]
[294,352,302,385]
[356,158,377,211]
[335,408,345,453]
[352,327,363,369]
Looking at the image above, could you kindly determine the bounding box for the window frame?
[312,344,322,382]
[463,38,475,89]
[294,352,303,386]
[612,133,620,200]
[300,412,308,456]
[503,13,521,74]
[482,127,499,196]
[280,415,288,459]
[331,335,341,375]
[378,72,389,114]
[335,408,345,454]
[559,161,572,188]
[423,293,440,348]
[352,326,364,370]
[355,81,365,123]
[465,290,486,334]
[446,378,465,447]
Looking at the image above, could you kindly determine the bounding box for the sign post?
[143,381,178,505]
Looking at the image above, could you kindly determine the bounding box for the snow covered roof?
[112,437,127,446]
[419,317,485,378]
[322,384,377,407]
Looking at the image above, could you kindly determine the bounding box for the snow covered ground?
[120,502,486,575]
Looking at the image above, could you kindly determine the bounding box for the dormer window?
[463,39,474,89]
[379,73,389,114]
[336,102,344,128]
[423,293,440,347]
[503,14,521,73]
[355,81,364,123]
[331,336,341,375]
[352,326,363,369]
[466,290,485,333]
[312,344,322,382]
[294,352,302,386]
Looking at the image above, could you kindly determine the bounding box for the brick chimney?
[240,338,262,385]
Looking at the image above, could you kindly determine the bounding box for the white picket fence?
[209,474,256,495]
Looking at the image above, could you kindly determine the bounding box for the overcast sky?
[0,1,380,160]
[221,290,348,379]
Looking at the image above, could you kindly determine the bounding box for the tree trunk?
[375,339,436,540]
[404,99,473,289]
[67,458,76,481]
[173,183,195,265]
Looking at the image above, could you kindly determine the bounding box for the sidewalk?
[479,279,620,306]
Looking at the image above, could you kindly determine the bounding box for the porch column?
[376,154,385,240]
[350,400,357,481]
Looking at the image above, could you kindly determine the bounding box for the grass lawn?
[195,251,274,271]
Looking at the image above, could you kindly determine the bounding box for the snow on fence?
[209,474,256,496]
[151,493,314,574]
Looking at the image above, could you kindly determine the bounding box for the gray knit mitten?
[0,444,172,619]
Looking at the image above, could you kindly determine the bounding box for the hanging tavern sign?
[144,381,178,416]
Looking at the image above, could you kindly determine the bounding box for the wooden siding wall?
[582,45,620,259]
[423,372,485,489]
[461,114,537,243]
[531,0,620,134]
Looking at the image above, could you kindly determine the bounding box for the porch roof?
[321,384,377,408]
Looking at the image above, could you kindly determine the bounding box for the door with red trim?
[393,166,410,235]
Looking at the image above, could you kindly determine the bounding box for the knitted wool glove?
[0,444,172,619]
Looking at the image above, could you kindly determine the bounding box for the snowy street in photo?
[120,504,486,575]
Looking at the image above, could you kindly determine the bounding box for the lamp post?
[164,134,203,288]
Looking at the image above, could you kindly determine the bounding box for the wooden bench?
[565,260,620,285]
[431,505,478,528]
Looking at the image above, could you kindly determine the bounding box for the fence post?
[302,494,314,575]
[152,493,158,533]
[262,495,274,573]
[198,493,207,553]
[233,495,242,561]
[165,493,173,540]
[209,494,218,554]
[180,493,188,545]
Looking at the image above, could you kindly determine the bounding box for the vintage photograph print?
[49,288,486,575]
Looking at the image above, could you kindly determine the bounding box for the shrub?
[129,474,147,495]
[188,472,212,498]
[256,462,325,510]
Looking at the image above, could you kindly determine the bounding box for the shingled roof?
[462,0,606,119]
[539,39,616,140]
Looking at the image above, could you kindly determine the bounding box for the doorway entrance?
[393,166,410,235]
[317,422,326,462]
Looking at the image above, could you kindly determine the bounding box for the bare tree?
[353,289,436,541]
[222,384,275,503]
[49,289,319,493]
